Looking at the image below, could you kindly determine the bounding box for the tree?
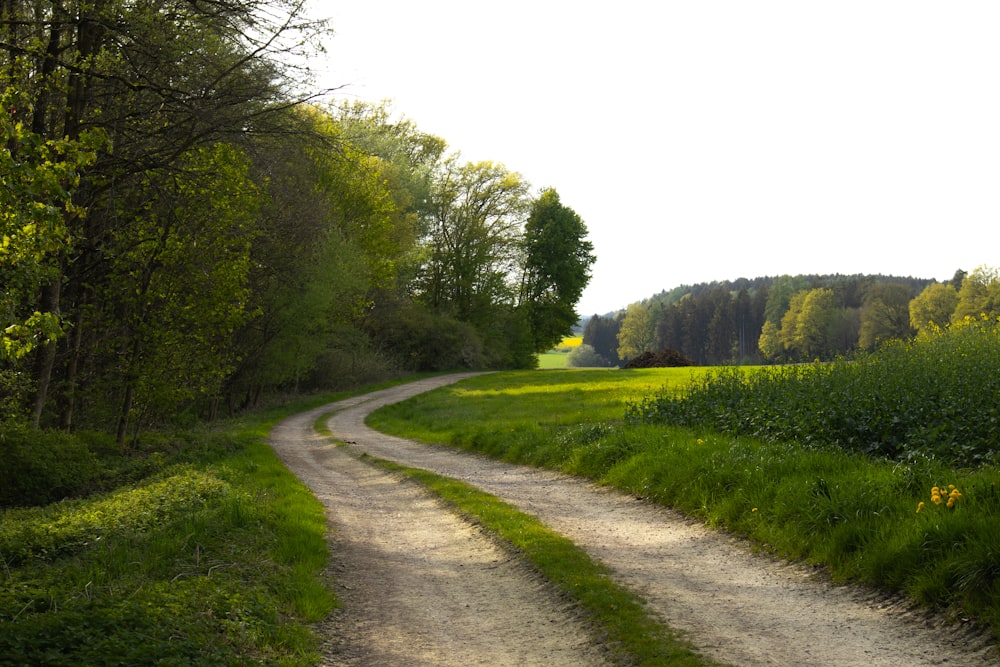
[758,320,783,361]
[0,94,104,363]
[617,302,658,361]
[794,288,839,359]
[92,143,261,443]
[519,189,595,352]
[2,0,331,429]
[418,159,530,326]
[858,283,913,349]
[909,282,959,332]
[583,314,622,366]
[952,265,1000,323]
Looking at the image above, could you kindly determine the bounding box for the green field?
[368,332,1000,643]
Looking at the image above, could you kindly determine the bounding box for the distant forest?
[580,268,998,366]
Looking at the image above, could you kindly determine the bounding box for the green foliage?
[369,301,485,371]
[953,265,1000,322]
[629,316,1000,465]
[617,301,658,360]
[567,343,613,367]
[0,427,104,507]
[910,282,959,331]
[0,404,340,665]
[582,313,622,365]
[520,188,595,352]
[0,91,104,361]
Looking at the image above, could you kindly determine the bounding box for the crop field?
[368,320,1000,641]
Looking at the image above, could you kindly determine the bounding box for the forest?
[0,0,595,445]
[579,267,1000,367]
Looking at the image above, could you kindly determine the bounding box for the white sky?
[309,1,1000,316]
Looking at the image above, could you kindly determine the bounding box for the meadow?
[368,320,1000,641]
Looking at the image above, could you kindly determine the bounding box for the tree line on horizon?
[0,0,594,444]
[577,268,1000,367]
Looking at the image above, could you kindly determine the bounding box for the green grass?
[369,456,713,666]
[0,376,421,666]
[368,366,1000,643]
[537,350,570,368]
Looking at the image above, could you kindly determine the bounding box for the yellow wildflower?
[947,497,956,508]
[916,502,925,513]
[931,493,943,505]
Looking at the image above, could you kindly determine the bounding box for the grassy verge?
[367,455,714,666]
[0,377,418,666]
[367,369,1000,641]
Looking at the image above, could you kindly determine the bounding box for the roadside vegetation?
[368,319,1000,642]
[0,387,403,666]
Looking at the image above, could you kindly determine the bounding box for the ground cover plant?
[0,382,412,666]
[367,350,1000,641]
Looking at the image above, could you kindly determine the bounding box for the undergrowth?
[0,394,356,665]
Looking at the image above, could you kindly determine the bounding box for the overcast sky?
[310,1,1000,315]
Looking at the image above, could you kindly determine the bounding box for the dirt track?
[269,374,999,666]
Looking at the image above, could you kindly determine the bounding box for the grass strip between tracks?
[365,454,717,667]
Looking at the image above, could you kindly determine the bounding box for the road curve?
[309,374,998,667]
[268,375,609,667]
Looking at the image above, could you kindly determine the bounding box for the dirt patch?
[271,374,998,666]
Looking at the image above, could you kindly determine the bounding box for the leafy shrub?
[627,316,1000,465]
[0,427,104,508]
[624,348,696,368]
[0,468,230,565]
[566,343,613,367]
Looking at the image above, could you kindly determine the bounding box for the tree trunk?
[30,279,61,428]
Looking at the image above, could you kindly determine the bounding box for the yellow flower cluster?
[917,485,962,513]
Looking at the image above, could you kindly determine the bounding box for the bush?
[0,427,104,508]
[567,343,613,368]
[623,348,696,368]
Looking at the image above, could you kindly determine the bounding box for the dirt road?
[270,374,998,666]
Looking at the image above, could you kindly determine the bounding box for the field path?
[271,374,998,666]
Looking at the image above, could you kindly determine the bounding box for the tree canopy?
[0,11,597,436]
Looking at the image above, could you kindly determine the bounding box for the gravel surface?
[270,374,999,666]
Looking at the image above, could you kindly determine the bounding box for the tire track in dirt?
[269,388,609,667]
[313,374,998,667]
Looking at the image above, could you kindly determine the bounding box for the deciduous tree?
[519,189,595,352]
[909,282,959,332]
[858,283,913,349]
